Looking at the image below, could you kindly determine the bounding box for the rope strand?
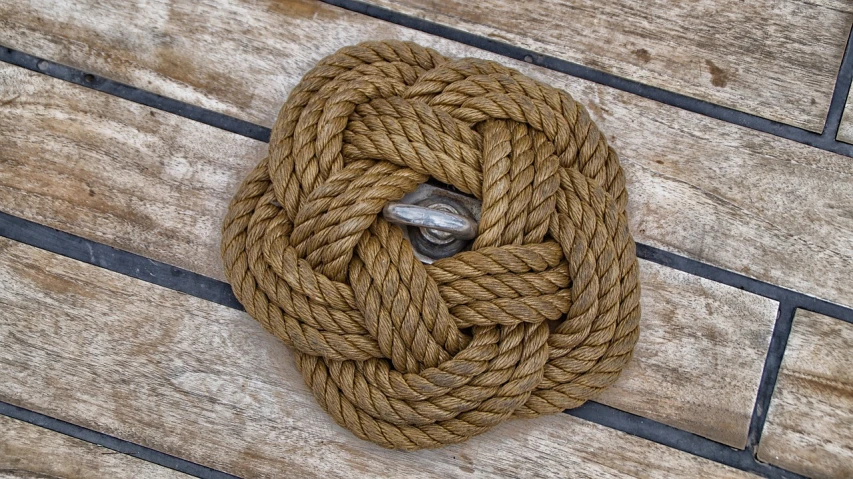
[222,40,640,450]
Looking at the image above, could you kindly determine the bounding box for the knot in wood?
[221,40,641,450]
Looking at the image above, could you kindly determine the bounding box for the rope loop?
[222,41,640,450]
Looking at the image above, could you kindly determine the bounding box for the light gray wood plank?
[757,310,853,479]
[596,264,777,448]
[3,0,849,133]
[0,237,760,478]
[838,90,853,144]
[3,2,852,308]
[361,0,853,133]
[0,415,188,479]
[0,65,266,281]
[0,63,781,446]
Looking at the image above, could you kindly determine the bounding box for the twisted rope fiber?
[221,41,640,450]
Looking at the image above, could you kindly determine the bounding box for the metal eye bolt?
[382,184,481,263]
[382,203,477,242]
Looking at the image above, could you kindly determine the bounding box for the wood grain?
[3,0,849,134]
[757,310,853,479]
[362,0,853,132]
[0,415,188,479]
[838,90,853,144]
[0,237,760,478]
[596,264,777,448]
[2,2,851,308]
[0,63,781,447]
[0,65,266,281]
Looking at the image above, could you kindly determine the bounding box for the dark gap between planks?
[746,303,798,453]
[0,206,839,479]
[0,401,239,479]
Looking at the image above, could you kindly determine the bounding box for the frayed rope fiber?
[221,40,640,450]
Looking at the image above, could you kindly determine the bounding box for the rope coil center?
[221,40,641,450]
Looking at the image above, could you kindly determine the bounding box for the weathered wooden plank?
[3,0,850,133]
[2,2,851,307]
[596,264,777,448]
[0,415,188,479]
[838,90,853,144]
[0,237,760,478]
[362,0,853,133]
[0,63,780,447]
[0,65,265,281]
[757,310,853,479]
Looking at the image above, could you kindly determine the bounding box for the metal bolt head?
[420,203,462,245]
[382,184,481,263]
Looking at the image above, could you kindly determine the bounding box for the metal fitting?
[382,184,481,263]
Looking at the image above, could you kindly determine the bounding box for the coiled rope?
[221,40,640,450]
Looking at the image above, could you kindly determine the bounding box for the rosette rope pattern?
[221,41,640,450]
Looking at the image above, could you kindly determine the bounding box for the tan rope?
[221,40,640,450]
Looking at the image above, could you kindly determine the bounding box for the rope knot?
[222,40,640,450]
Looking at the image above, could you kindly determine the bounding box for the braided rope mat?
[221,41,640,450]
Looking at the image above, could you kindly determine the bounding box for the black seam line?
[3,22,853,164]
[0,392,805,479]
[0,213,806,479]
[822,23,853,140]
[0,211,243,311]
[636,244,853,323]
[746,302,797,453]
[0,401,241,479]
[320,0,853,158]
[567,402,806,479]
[0,46,271,143]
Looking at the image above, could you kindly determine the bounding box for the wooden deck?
[0,0,851,477]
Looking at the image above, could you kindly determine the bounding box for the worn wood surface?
[0,237,760,478]
[3,1,850,133]
[0,63,781,447]
[757,310,853,479]
[2,1,851,308]
[596,264,777,448]
[0,415,188,479]
[839,91,853,144]
[363,0,853,133]
[0,65,265,281]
